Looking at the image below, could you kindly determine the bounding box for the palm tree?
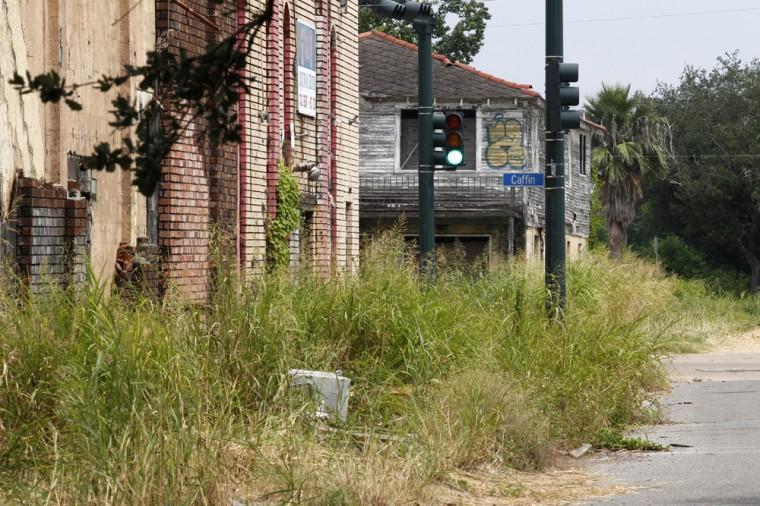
[586,84,672,260]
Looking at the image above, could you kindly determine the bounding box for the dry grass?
[705,326,760,354]
[652,279,760,353]
[429,467,630,505]
[218,438,626,506]
[0,238,679,504]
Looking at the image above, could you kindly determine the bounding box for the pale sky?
[471,0,760,102]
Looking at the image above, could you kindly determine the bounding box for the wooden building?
[359,31,602,264]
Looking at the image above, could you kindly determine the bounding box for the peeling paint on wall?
[0,0,46,209]
[1,0,155,285]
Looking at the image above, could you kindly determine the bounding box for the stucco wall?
[524,225,587,263]
[0,0,45,207]
[1,0,154,282]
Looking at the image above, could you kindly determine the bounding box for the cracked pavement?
[585,352,760,505]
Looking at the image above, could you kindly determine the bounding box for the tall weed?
[0,238,682,503]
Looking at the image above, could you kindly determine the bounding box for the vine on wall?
[266,160,301,269]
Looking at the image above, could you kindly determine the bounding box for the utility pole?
[358,0,435,272]
[545,0,580,315]
[545,0,566,314]
[415,19,435,272]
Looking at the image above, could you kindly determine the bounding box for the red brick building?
[0,0,359,299]
[157,0,360,300]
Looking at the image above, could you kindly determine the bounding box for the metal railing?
[361,173,510,193]
[360,173,522,214]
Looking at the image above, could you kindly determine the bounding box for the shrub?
[657,235,708,279]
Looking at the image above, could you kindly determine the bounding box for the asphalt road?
[587,352,760,505]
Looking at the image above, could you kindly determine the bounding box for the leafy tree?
[9,0,273,197]
[651,54,760,294]
[585,84,672,260]
[359,0,491,64]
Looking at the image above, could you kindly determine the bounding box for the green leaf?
[65,98,83,111]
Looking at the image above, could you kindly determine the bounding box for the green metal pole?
[416,20,435,272]
[545,0,566,313]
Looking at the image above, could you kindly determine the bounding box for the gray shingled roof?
[359,31,541,102]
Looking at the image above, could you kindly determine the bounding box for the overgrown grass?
[656,278,760,352]
[0,235,701,504]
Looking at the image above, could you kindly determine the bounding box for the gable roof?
[359,31,541,101]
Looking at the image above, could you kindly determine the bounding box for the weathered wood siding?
[359,99,397,172]
[565,128,594,237]
[358,97,594,239]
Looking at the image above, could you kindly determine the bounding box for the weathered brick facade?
[239,0,359,278]
[15,177,90,291]
[155,1,241,300]
[155,0,358,299]
[1,0,358,298]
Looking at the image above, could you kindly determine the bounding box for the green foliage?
[656,235,708,279]
[631,214,751,294]
[588,186,609,250]
[359,0,491,64]
[649,235,751,294]
[593,428,667,452]
[646,53,760,292]
[586,84,672,258]
[0,240,688,502]
[266,161,301,270]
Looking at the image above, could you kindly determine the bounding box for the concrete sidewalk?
[586,352,760,505]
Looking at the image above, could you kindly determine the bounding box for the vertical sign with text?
[296,20,317,118]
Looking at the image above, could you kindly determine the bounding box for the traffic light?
[547,61,581,131]
[432,111,465,169]
[362,0,432,22]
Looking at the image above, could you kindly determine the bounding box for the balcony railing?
[360,173,523,217]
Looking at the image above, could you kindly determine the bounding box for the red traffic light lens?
[446,113,462,130]
[446,132,463,148]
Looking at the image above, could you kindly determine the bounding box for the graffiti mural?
[485,115,527,169]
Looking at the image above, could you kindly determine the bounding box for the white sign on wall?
[296,20,317,117]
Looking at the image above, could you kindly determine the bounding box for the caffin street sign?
[503,172,545,187]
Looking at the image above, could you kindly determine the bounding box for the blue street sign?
[503,172,545,187]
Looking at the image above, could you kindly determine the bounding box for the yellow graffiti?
[485,115,527,169]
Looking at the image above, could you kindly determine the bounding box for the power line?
[491,7,760,28]
[600,153,760,160]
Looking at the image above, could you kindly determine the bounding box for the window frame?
[579,134,588,176]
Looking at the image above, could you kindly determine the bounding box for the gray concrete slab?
[586,353,760,505]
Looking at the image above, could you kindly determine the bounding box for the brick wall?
[15,177,90,291]
[155,0,359,292]
[239,1,270,272]
[155,0,239,300]
[331,0,361,273]
[243,0,359,275]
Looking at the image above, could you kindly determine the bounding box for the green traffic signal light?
[431,110,465,169]
[444,112,464,168]
[445,149,464,166]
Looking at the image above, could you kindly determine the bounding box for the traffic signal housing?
[547,61,581,131]
[364,0,432,22]
[433,111,465,169]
